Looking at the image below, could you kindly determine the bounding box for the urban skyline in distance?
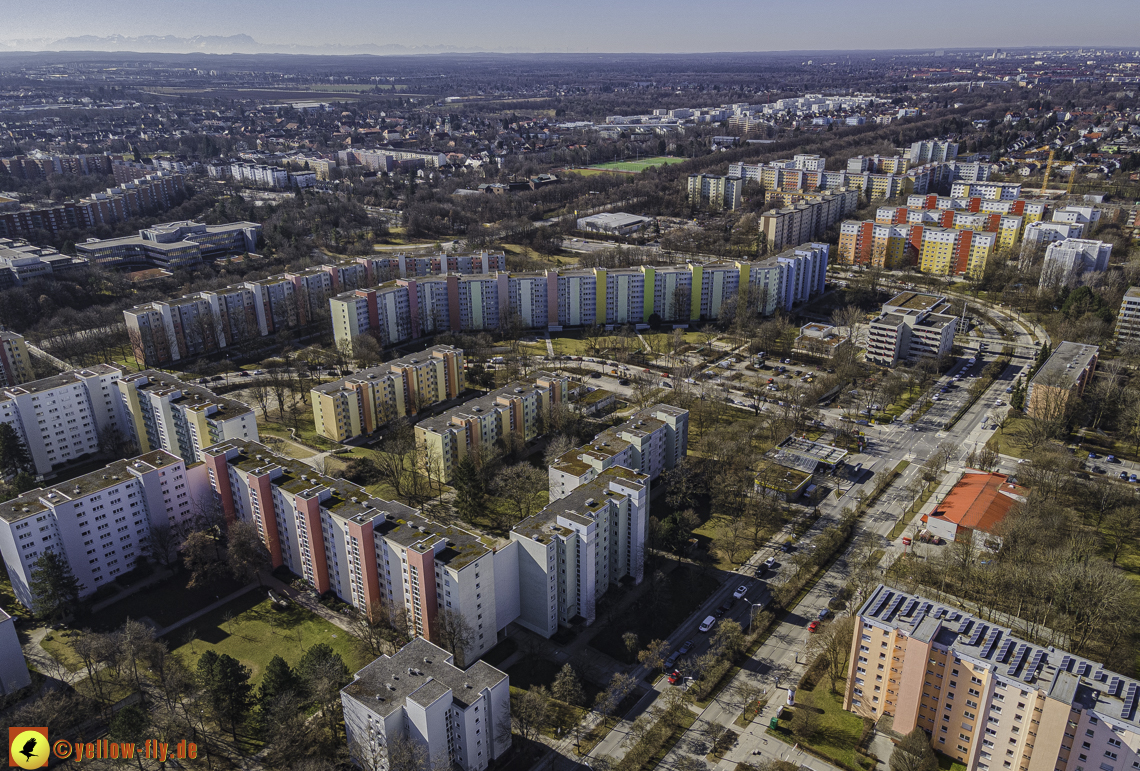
[1,0,1139,54]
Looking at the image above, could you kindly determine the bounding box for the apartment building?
[201,439,518,663]
[916,227,999,278]
[0,332,34,387]
[0,450,209,607]
[77,220,261,269]
[1022,221,1086,253]
[1114,286,1140,348]
[687,174,743,210]
[847,154,911,174]
[845,584,1140,771]
[312,346,465,442]
[838,221,915,269]
[342,638,511,771]
[906,194,1047,225]
[909,140,958,165]
[414,374,569,484]
[116,371,258,464]
[548,405,689,500]
[866,292,958,368]
[0,153,111,179]
[875,207,1023,249]
[331,247,829,347]
[1053,205,1102,226]
[354,252,506,282]
[949,181,1022,200]
[512,466,648,633]
[760,191,856,252]
[1040,239,1113,289]
[1026,342,1098,421]
[0,608,31,696]
[0,365,128,478]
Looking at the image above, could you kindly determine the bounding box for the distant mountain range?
[0,34,491,55]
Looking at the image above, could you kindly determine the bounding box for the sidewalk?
[155,580,261,636]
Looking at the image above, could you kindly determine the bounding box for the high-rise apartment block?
[312,346,464,442]
[330,248,829,349]
[846,584,1140,771]
[116,371,259,464]
[1039,239,1112,289]
[414,374,570,484]
[760,191,857,251]
[1115,286,1140,348]
[949,181,1022,200]
[1022,220,1086,251]
[341,638,511,771]
[548,405,689,499]
[907,194,1046,223]
[866,293,958,368]
[874,206,1023,249]
[0,364,128,478]
[1052,205,1102,226]
[0,450,210,606]
[908,140,959,165]
[0,332,34,387]
[0,608,31,696]
[687,174,742,210]
[916,227,999,278]
[1026,342,1098,421]
[838,220,998,277]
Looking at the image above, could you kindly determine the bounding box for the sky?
[1,0,1139,53]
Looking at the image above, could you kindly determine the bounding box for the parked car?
[818,608,830,620]
[664,652,680,669]
[734,585,748,599]
[699,616,716,632]
[668,670,684,685]
[590,372,601,378]
[1120,472,1129,480]
[765,556,776,568]
[808,620,820,633]
[1108,455,1120,463]
[678,640,694,655]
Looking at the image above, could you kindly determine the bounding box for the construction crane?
[1039,149,1056,195]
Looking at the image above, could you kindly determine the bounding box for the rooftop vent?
[424,658,432,664]
[464,682,472,689]
[586,498,596,506]
[386,683,396,691]
[351,497,359,503]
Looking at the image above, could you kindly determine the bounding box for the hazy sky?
[1,0,1139,52]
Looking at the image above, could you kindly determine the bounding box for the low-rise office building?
[415,374,570,484]
[0,450,210,607]
[1039,238,1112,289]
[846,584,1140,771]
[77,221,261,269]
[312,346,465,442]
[0,364,128,478]
[866,292,958,368]
[576,212,653,235]
[1026,341,1098,421]
[116,371,258,464]
[342,638,511,771]
[921,470,1025,548]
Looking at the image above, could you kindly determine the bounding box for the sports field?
[587,156,687,172]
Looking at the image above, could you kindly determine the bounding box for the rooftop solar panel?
[884,594,906,619]
[1124,684,1138,719]
[1109,677,1123,696]
[901,599,918,617]
[981,629,1002,659]
[1059,655,1073,672]
[995,638,1016,663]
[957,618,973,635]
[1028,650,1047,678]
[871,591,893,617]
[1077,661,1091,676]
[934,607,946,619]
[1095,670,1107,682]
[1008,644,1030,673]
[967,624,987,647]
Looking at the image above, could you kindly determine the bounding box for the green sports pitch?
[586,156,687,172]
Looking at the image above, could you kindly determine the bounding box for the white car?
[699,616,716,632]
[734,585,747,599]
[765,556,776,568]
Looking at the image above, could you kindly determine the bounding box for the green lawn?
[769,679,869,771]
[936,753,968,771]
[82,571,246,631]
[588,157,687,173]
[589,563,721,662]
[169,594,370,687]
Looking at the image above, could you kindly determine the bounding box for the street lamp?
[744,599,765,632]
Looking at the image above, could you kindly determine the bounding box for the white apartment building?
[548,404,690,500]
[0,450,210,606]
[512,466,648,633]
[909,140,959,165]
[1022,220,1086,252]
[949,181,1022,200]
[0,364,128,478]
[341,638,511,771]
[866,292,958,368]
[1053,205,1102,226]
[1040,238,1113,289]
[0,609,31,695]
[116,371,258,464]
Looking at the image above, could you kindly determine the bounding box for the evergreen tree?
[552,663,585,707]
[197,651,254,740]
[109,705,149,771]
[0,422,32,478]
[1010,376,1026,412]
[257,655,300,732]
[28,550,80,623]
[297,643,350,690]
[452,456,486,524]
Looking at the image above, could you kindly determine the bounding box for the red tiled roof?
[927,472,1023,534]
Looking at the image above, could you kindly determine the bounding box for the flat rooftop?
[341,638,506,717]
[768,436,848,474]
[123,370,254,419]
[1030,341,1099,391]
[859,584,1140,730]
[514,466,647,543]
[884,291,946,313]
[313,345,460,396]
[415,373,560,435]
[1,364,121,397]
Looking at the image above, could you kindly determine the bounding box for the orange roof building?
[921,471,1026,546]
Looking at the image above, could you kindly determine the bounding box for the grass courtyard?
[768,679,870,770]
[168,593,369,686]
